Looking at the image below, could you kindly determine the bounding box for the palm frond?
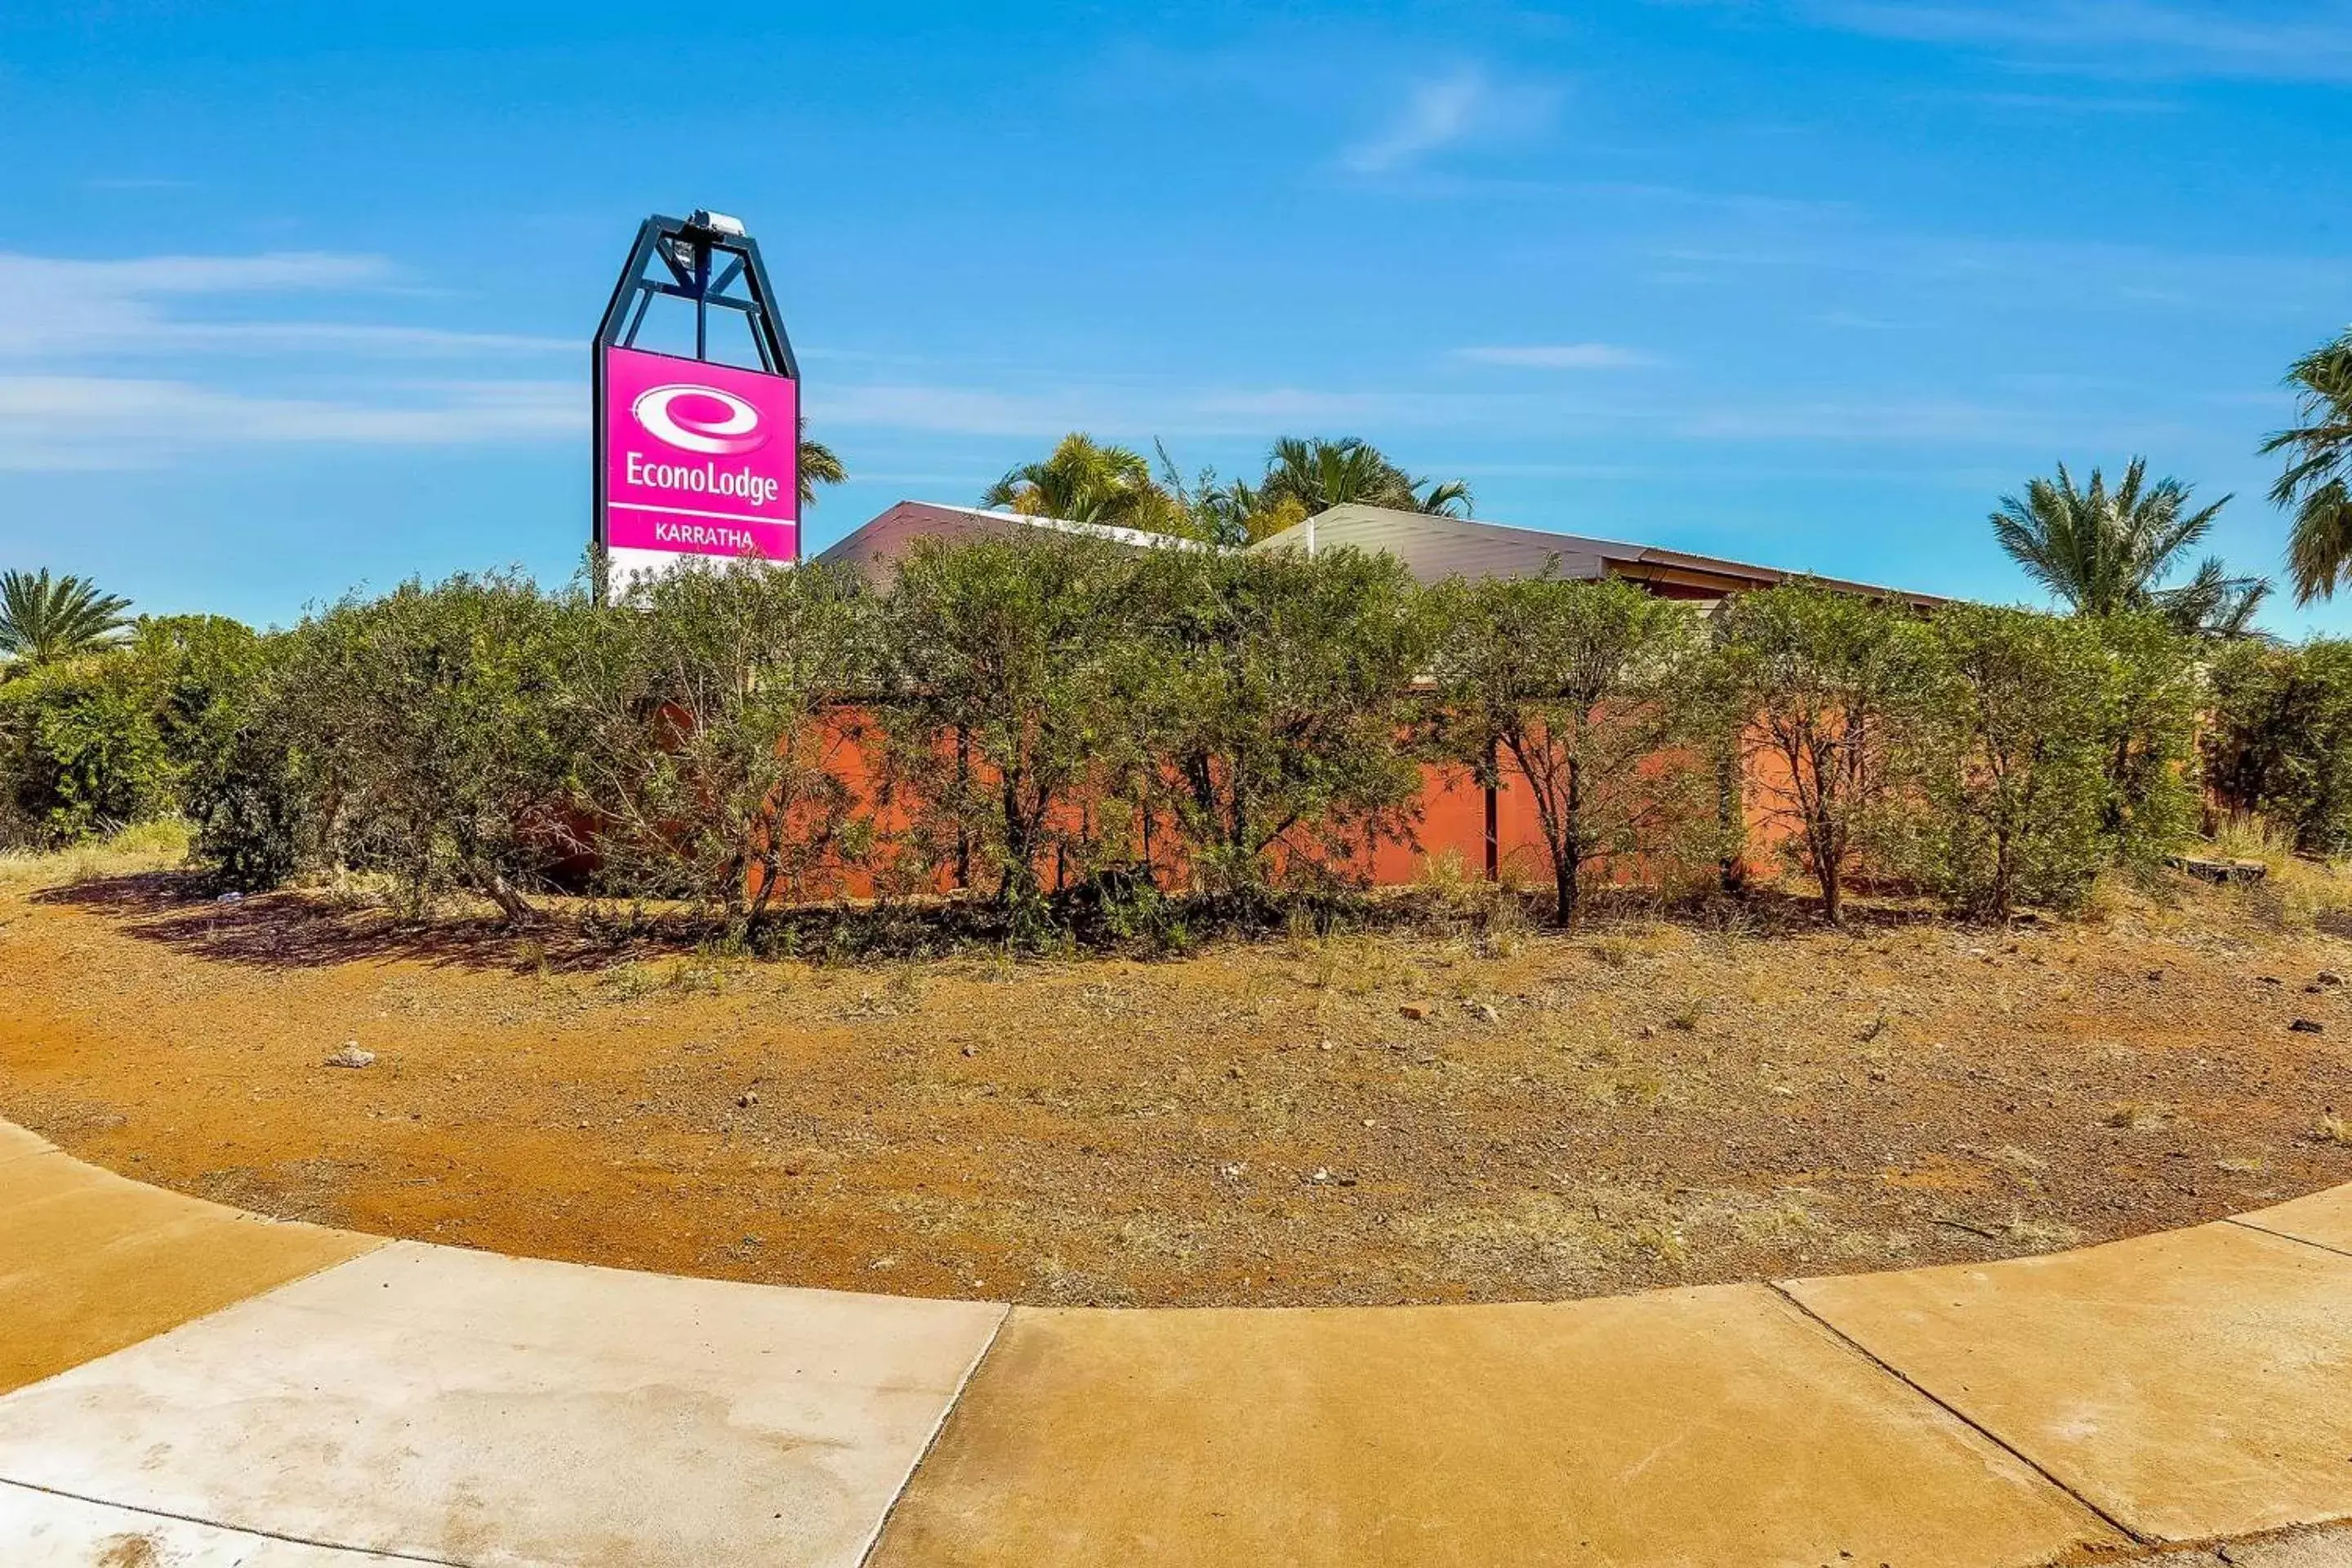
[2288,479,2352,606]
[795,421,848,510]
[0,568,133,666]
[2266,330,2352,601]
[1990,457,2250,633]
[1415,477,1474,517]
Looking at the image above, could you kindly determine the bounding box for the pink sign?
[600,344,799,568]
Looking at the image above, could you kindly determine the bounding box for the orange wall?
[739,711,1790,902]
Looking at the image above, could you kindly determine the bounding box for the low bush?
[572,558,873,929]
[2090,611,2203,875]
[1122,544,1433,904]
[874,531,1135,924]
[1715,582,1942,926]
[0,615,261,850]
[0,537,2310,942]
[2203,637,2352,857]
[1429,572,1721,924]
[264,572,595,919]
[0,657,172,846]
[1888,604,2114,919]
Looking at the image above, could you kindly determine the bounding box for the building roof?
[1247,505,1944,607]
[812,501,1205,581]
[817,498,1943,607]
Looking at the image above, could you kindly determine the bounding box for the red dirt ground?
[4,862,2350,1307]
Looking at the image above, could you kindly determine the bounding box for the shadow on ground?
[34,868,1951,977]
[33,874,635,975]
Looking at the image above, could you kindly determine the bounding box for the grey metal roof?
[817,499,1942,605]
[812,501,1205,581]
[1246,505,1943,606]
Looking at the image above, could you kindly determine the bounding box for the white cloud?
[0,250,579,468]
[1668,392,2176,444]
[1454,344,1655,369]
[1797,1,2352,80]
[1341,65,1559,174]
[1646,233,2352,316]
[0,375,579,471]
[0,252,569,360]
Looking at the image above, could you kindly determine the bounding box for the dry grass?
[0,819,191,896]
[2207,818,2352,934]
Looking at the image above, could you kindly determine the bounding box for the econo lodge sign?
[599,343,800,577]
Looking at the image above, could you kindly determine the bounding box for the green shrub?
[182,639,310,893]
[1890,605,2114,919]
[131,614,265,773]
[2203,637,2352,856]
[0,657,174,846]
[2087,611,2201,875]
[875,531,1137,916]
[1429,572,1719,924]
[0,612,270,852]
[1716,582,1941,924]
[1120,545,1433,902]
[270,572,595,920]
[572,559,873,929]
[7,535,2241,943]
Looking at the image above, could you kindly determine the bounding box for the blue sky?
[2,1,2350,630]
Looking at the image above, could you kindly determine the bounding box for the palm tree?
[2261,329,2352,605]
[1415,477,1474,517]
[1989,459,2268,639]
[1152,442,1267,546]
[0,569,132,667]
[798,421,847,510]
[1255,436,1472,519]
[982,433,1174,529]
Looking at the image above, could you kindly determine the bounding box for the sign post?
[591,211,801,595]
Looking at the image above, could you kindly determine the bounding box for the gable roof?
[812,501,1205,581]
[816,498,1944,606]
[1248,505,1944,607]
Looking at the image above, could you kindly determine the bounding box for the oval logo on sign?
[631,383,769,456]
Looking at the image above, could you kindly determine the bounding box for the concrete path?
[4,1116,2352,1566]
[1785,1221,2352,1544]
[866,1287,2117,1568]
[0,1485,415,1565]
[0,1120,374,1396]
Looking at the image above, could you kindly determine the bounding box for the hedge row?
[3,534,2342,936]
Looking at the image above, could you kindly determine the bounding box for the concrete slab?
[2238,1183,2352,1257]
[0,1241,1007,1568]
[0,1120,55,1168]
[1786,1222,2352,1544]
[867,1283,2118,1568]
[0,1480,408,1565]
[0,1152,377,1395]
